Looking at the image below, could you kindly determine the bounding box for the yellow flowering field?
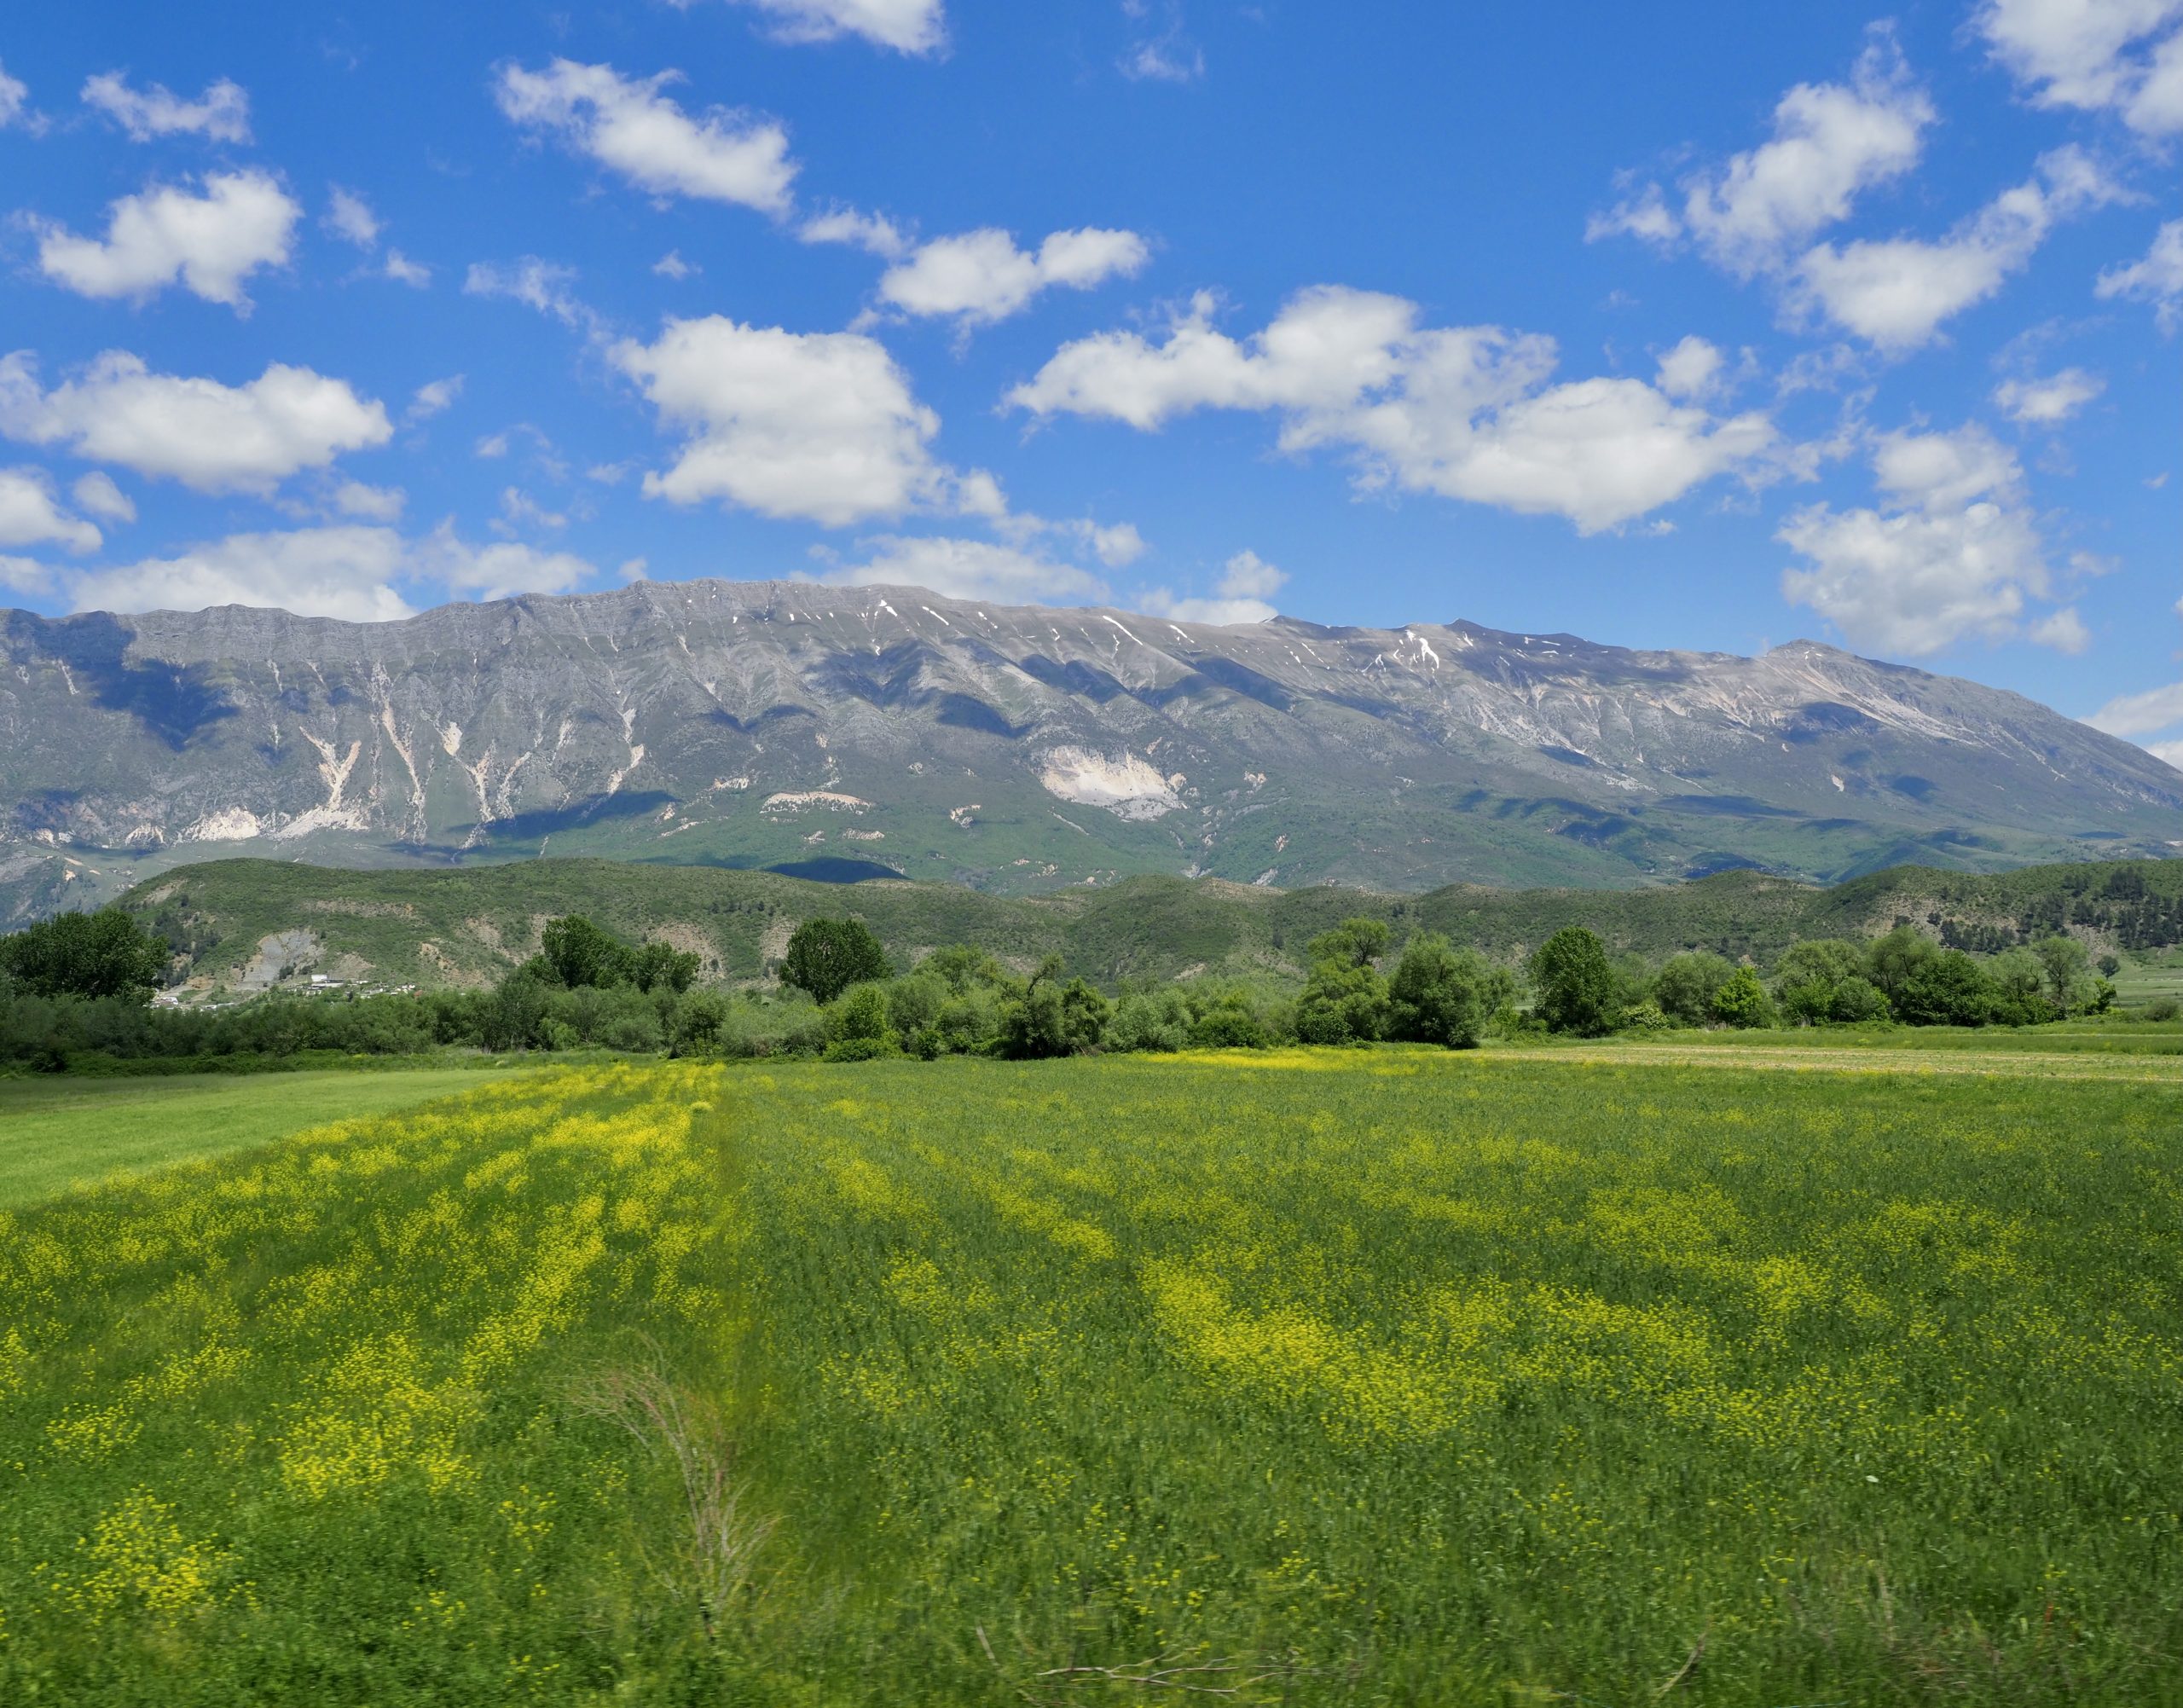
[2,1051,2180,1704]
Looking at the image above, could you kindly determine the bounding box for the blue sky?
[0,1,2178,756]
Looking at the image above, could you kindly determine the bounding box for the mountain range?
[4,578,2178,923]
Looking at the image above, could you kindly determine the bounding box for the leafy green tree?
[1187,987,1273,1050]
[1828,976,1892,1024]
[779,918,891,1005]
[1989,947,2053,1023]
[1865,926,1937,1010]
[998,957,1106,1058]
[1294,917,1392,1045]
[1711,966,1776,1029]
[538,915,634,989]
[826,983,895,1047]
[1107,987,1193,1053]
[1306,917,1391,970]
[1386,934,1504,1049]
[1651,951,1735,1027]
[2032,936,2092,1012]
[0,908,169,1001]
[1895,951,2001,1027]
[631,941,702,994]
[1528,926,1618,1037]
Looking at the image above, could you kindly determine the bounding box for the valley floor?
[2,1043,2179,1704]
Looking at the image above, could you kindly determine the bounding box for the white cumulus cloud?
[495,60,796,214]
[1589,31,1932,276]
[0,350,391,495]
[323,186,381,247]
[720,0,947,54]
[879,227,1151,328]
[1993,367,2105,423]
[69,525,417,622]
[1787,147,2127,350]
[2090,676,2183,737]
[798,205,911,258]
[62,522,595,622]
[0,467,101,554]
[70,471,135,524]
[407,376,464,421]
[611,315,996,526]
[1977,0,2183,136]
[1138,549,1287,625]
[29,171,298,311]
[819,535,1106,604]
[81,72,251,142]
[0,58,32,132]
[463,258,588,327]
[1009,287,1781,534]
[1778,425,2070,657]
[2097,216,2183,328]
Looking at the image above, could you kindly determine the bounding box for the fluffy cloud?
[1589,32,1932,275]
[2090,676,2183,737]
[0,468,101,553]
[1977,0,2183,136]
[798,206,910,258]
[2027,606,2091,652]
[819,535,1106,603]
[1010,288,1780,534]
[69,526,416,622]
[0,58,31,131]
[61,522,594,622]
[0,350,391,495]
[611,315,995,526]
[70,471,134,524]
[1654,335,1728,401]
[879,227,1151,328]
[2097,217,2183,328]
[407,376,464,421]
[1139,548,1287,625]
[1993,367,2105,423]
[81,72,251,142]
[463,258,588,327]
[30,171,298,310]
[1788,147,2126,350]
[495,60,796,214]
[323,187,380,247]
[1120,0,1203,82]
[413,522,591,600]
[722,0,946,54]
[331,480,405,521]
[1778,425,2068,656]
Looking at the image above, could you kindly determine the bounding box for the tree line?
[0,902,2140,1073]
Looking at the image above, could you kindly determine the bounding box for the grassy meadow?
[0,1066,526,1208]
[1,1049,2180,1704]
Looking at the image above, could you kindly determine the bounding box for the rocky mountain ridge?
[3,578,2178,920]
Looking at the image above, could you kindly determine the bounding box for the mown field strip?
[1521,1041,2183,1082]
[0,1067,534,1207]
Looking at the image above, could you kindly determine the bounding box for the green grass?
[2,1048,2180,1704]
[0,1066,529,1207]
